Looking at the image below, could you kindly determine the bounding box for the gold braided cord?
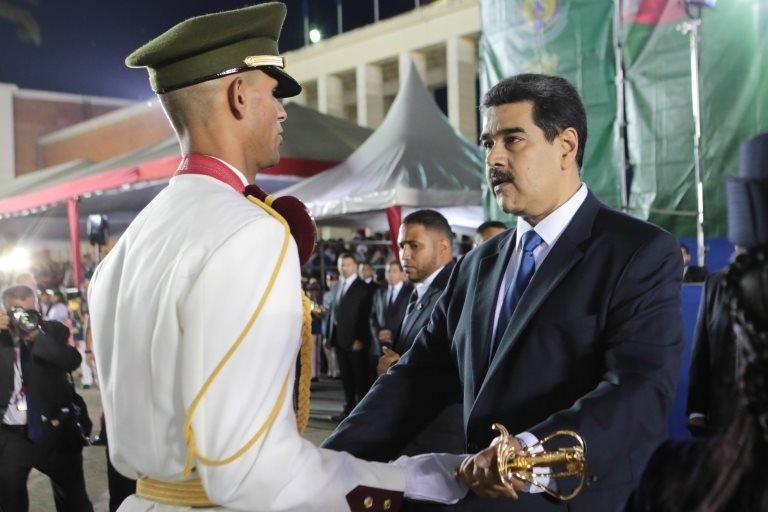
[181,194,306,476]
[136,477,214,508]
[296,294,314,433]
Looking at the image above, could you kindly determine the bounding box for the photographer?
[0,285,92,512]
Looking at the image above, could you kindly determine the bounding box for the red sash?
[173,153,317,264]
[174,153,246,193]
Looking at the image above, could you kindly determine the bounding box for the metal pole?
[337,0,343,34]
[302,0,309,46]
[374,0,380,22]
[613,0,629,212]
[679,18,706,266]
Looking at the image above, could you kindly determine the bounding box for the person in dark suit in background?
[681,243,708,283]
[376,209,465,458]
[474,221,508,246]
[326,253,375,421]
[369,260,413,382]
[324,74,684,511]
[0,285,92,512]
[378,210,455,374]
[686,270,738,436]
[358,261,377,286]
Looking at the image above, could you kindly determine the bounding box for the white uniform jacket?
[89,169,405,512]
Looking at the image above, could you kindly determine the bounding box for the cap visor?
[262,66,302,99]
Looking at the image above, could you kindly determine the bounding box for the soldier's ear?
[227,77,246,120]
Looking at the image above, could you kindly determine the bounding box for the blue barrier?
[667,284,704,440]
[678,236,734,271]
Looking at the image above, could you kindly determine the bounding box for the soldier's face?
[246,72,286,169]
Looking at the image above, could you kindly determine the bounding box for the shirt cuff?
[689,412,706,420]
[515,431,557,494]
[392,453,469,504]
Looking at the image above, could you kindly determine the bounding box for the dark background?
[0,0,436,100]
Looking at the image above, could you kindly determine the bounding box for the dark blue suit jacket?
[323,192,684,511]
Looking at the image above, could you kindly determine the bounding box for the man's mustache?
[488,168,514,188]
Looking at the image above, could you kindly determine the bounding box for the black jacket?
[686,271,737,433]
[328,277,375,351]
[323,192,685,511]
[1,320,82,422]
[369,281,413,355]
[395,264,453,356]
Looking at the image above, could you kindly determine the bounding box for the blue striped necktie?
[491,230,543,359]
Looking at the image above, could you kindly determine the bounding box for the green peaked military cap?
[125,2,301,98]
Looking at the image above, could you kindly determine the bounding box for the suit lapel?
[469,231,516,394]
[399,290,430,347]
[473,192,601,408]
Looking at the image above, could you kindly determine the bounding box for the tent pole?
[679,16,706,267]
[385,206,402,262]
[613,0,629,212]
[66,197,83,287]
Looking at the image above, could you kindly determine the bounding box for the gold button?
[383,498,392,510]
[363,496,374,509]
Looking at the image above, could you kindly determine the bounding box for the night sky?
[0,0,433,100]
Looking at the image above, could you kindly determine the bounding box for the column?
[0,83,18,183]
[356,64,385,128]
[446,36,478,141]
[317,74,345,119]
[287,89,308,106]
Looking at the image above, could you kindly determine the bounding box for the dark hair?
[387,260,403,271]
[476,221,507,234]
[338,252,357,263]
[482,73,588,168]
[402,209,453,240]
[2,285,36,305]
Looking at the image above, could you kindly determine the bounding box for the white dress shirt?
[2,347,26,426]
[490,183,588,493]
[414,265,446,299]
[387,282,404,305]
[340,274,358,297]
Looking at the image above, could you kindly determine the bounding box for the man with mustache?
[324,74,684,511]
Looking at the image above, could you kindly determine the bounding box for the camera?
[8,306,42,334]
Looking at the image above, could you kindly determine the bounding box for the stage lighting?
[0,247,31,273]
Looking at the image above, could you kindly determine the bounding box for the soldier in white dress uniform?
[88,3,467,512]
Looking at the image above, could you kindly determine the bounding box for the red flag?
[625,0,686,24]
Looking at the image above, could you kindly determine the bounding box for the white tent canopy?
[279,62,485,227]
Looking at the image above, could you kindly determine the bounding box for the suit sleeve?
[32,321,82,372]
[182,218,405,512]
[527,231,684,481]
[357,286,375,348]
[686,277,714,418]
[323,261,463,461]
[370,291,382,345]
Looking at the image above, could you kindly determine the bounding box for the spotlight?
[309,28,322,44]
[0,247,31,273]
